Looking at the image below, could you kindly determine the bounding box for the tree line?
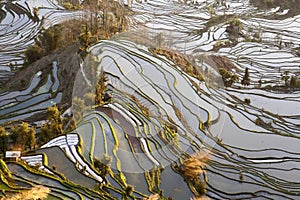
[0,105,74,155]
[24,0,130,65]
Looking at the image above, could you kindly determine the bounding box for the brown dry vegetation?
[149,47,204,81]
[182,152,210,179]
[172,151,211,198]
[142,193,160,200]
[1,185,50,200]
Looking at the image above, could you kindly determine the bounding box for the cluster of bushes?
[281,71,300,89]
[0,122,36,154]
[39,104,76,144]
[219,68,239,87]
[93,154,112,177]
[0,104,75,154]
[255,117,272,129]
[226,18,242,39]
[173,152,210,199]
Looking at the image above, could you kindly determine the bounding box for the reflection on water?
[1,0,300,199]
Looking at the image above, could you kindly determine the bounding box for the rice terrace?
[0,0,300,199]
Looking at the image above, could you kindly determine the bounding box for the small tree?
[125,184,134,197]
[11,122,36,150]
[36,25,62,54]
[27,128,37,150]
[281,71,290,87]
[0,126,8,154]
[94,154,112,177]
[24,45,44,65]
[226,18,242,39]
[241,67,250,86]
[79,24,92,52]
[219,68,239,87]
[95,71,108,106]
[290,75,297,89]
[47,104,63,135]
[38,124,52,144]
[47,105,61,122]
[38,105,63,145]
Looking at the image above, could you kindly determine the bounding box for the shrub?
[2,185,50,200]
[241,67,250,86]
[94,155,112,177]
[182,152,209,179]
[24,45,43,65]
[219,68,239,87]
[244,98,251,104]
[10,122,36,151]
[142,194,160,200]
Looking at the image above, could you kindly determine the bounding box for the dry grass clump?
[177,151,211,198]
[142,193,160,200]
[182,152,210,179]
[2,185,50,200]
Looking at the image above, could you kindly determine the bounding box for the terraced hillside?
[1,0,300,199]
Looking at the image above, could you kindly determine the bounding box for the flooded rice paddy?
[1,0,300,199]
